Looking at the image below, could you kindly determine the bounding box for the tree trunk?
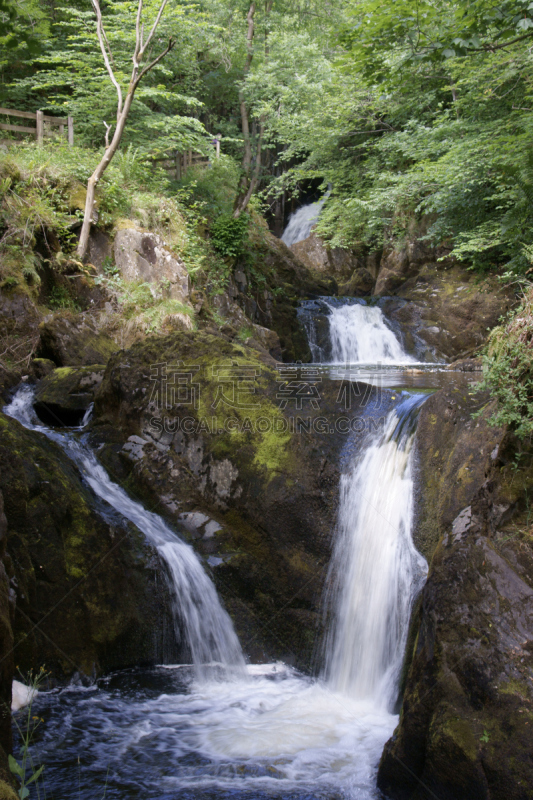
[77,0,172,260]
[77,91,134,259]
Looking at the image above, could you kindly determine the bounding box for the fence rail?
[0,107,74,147]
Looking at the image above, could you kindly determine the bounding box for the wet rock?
[290,231,360,283]
[91,330,387,666]
[0,366,19,404]
[247,324,283,361]
[378,515,533,799]
[29,358,56,380]
[380,381,533,798]
[413,381,504,559]
[36,312,119,367]
[0,290,42,384]
[33,365,105,426]
[114,228,190,302]
[380,265,515,360]
[235,230,333,362]
[339,267,375,297]
[374,246,414,295]
[0,412,177,679]
[0,491,13,780]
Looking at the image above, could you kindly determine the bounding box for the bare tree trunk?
[77,0,173,260]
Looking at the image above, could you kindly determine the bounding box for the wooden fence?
[0,108,74,147]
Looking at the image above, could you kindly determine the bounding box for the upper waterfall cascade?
[328,302,414,365]
[281,199,325,246]
[300,298,415,365]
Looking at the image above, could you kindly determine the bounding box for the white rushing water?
[4,377,427,798]
[281,199,325,246]
[323,395,428,708]
[328,301,414,365]
[4,387,245,679]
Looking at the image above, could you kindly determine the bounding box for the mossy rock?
[33,365,105,426]
[37,312,119,367]
[0,412,177,679]
[92,329,398,667]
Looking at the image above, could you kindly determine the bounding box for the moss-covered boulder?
[33,365,105,426]
[0,413,177,680]
[91,329,392,666]
[0,781,18,800]
[36,312,119,367]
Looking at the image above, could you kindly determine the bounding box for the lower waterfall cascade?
[3,306,431,799]
[323,394,428,707]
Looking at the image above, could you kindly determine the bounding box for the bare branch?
[91,0,123,118]
[140,0,170,60]
[136,38,175,86]
[78,0,172,259]
[103,121,112,148]
[102,27,116,69]
[134,0,143,66]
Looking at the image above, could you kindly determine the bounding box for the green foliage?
[47,285,80,311]
[179,155,240,218]
[211,213,249,258]
[10,669,48,800]
[480,287,533,439]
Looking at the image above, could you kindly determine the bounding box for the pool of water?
[22,664,396,800]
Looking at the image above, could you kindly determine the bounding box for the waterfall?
[4,331,431,796]
[4,386,245,679]
[281,198,325,246]
[323,394,428,708]
[328,301,413,365]
[298,298,415,365]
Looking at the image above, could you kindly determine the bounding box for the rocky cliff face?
[288,230,515,361]
[378,383,533,799]
[88,329,390,666]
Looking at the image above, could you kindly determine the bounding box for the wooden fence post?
[175,151,181,180]
[216,135,221,159]
[36,110,44,145]
[67,116,74,147]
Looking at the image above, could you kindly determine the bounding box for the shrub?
[481,286,533,440]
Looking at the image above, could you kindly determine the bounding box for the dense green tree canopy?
[1,0,532,276]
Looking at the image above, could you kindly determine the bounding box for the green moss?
[0,780,18,800]
[436,715,478,761]
[499,677,531,698]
